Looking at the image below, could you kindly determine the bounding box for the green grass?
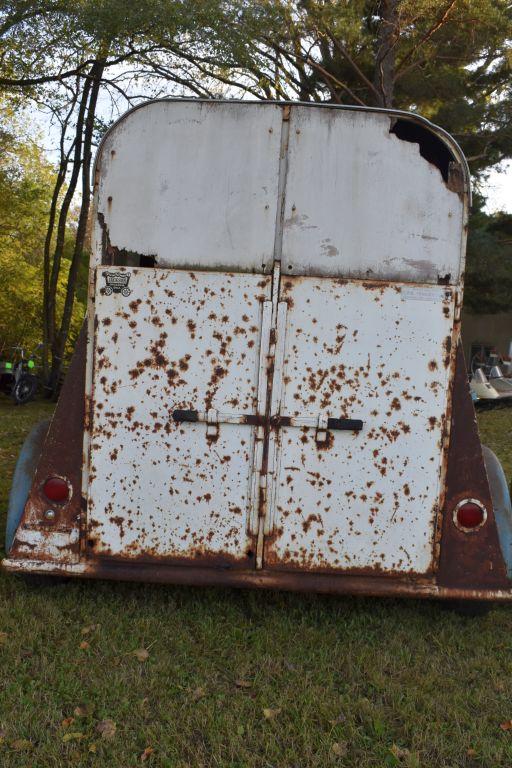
[1,396,512,767]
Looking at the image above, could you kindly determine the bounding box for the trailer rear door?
[86,267,271,567]
[262,277,456,575]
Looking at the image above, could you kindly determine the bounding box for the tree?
[465,198,512,314]
[0,99,84,357]
[0,0,238,394]
[1,0,511,389]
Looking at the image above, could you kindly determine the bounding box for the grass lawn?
[0,397,512,767]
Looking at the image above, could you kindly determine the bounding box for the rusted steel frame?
[436,340,509,589]
[4,557,512,602]
[8,323,87,562]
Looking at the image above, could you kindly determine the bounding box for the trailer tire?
[482,445,512,579]
[5,419,50,553]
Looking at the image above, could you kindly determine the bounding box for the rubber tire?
[12,375,37,405]
[482,445,512,579]
[5,419,50,553]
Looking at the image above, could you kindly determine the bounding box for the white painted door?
[263,277,456,575]
[87,267,272,567]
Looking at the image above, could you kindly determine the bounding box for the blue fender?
[482,445,512,579]
[5,419,50,553]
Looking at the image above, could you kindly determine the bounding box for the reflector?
[42,476,69,503]
[456,501,485,530]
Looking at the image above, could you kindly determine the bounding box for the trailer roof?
[92,99,469,285]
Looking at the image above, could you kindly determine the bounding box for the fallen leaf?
[500,720,512,731]
[61,717,75,729]
[96,719,116,740]
[235,679,252,689]
[390,744,411,759]
[262,708,281,720]
[467,748,477,757]
[10,739,33,751]
[191,687,206,701]
[62,732,84,743]
[73,705,92,717]
[89,743,97,753]
[141,746,154,762]
[79,641,90,650]
[0,632,9,645]
[81,624,99,635]
[132,648,149,662]
[331,741,347,757]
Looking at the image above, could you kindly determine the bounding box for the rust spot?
[443,335,452,368]
[187,319,196,338]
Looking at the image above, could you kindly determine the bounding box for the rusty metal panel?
[437,341,509,589]
[93,101,283,273]
[281,107,466,283]
[264,277,456,574]
[9,323,87,564]
[86,267,271,565]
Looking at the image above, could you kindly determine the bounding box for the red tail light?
[454,500,486,531]
[42,476,69,503]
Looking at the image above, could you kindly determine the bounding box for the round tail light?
[454,499,487,531]
[42,476,70,503]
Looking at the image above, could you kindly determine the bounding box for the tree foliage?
[465,198,512,314]
[0,99,84,356]
[0,0,511,388]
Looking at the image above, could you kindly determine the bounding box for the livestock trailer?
[4,99,512,604]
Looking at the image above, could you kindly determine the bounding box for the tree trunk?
[47,59,105,397]
[42,88,79,386]
[373,0,399,108]
[44,74,92,395]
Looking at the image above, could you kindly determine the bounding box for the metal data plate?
[264,278,456,574]
[87,267,271,565]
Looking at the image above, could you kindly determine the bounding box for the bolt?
[44,509,56,521]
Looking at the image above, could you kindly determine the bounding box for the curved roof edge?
[93,97,471,208]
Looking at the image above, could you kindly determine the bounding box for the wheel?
[12,375,37,405]
[5,419,50,553]
[121,287,131,297]
[104,285,113,296]
[482,445,512,578]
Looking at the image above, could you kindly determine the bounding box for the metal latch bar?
[172,410,363,431]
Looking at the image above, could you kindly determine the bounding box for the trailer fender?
[6,419,50,553]
[482,445,512,579]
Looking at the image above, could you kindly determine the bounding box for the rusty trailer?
[4,99,512,603]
